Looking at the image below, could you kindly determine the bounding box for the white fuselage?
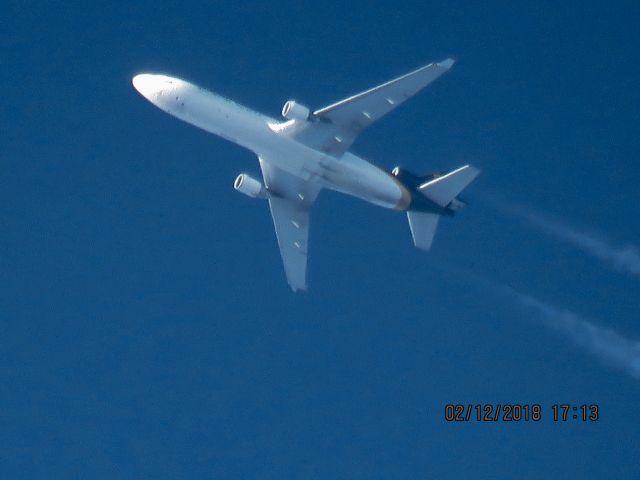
[132,74,409,209]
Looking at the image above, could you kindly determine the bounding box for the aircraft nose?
[132,74,159,99]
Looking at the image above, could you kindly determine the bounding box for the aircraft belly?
[258,147,406,209]
[321,153,405,209]
[157,83,276,151]
[157,86,323,181]
[135,76,405,209]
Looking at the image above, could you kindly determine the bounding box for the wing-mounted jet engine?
[281,100,310,121]
[234,173,267,199]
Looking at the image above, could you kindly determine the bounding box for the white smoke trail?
[501,203,640,276]
[430,259,640,380]
[512,290,640,380]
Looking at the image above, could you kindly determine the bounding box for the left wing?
[259,157,321,291]
[281,59,454,156]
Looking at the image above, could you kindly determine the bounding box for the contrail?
[512,290,640,380]
[499,202,640,276]
[431,259,640,380]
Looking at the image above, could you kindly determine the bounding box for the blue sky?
[2,1,639,478]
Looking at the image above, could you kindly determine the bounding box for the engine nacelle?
[234,173,266,199]
[391,166,445,188]
[391,166,421,187]
[282,100,310,121]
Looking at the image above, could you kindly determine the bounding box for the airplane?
[132,59,479,291]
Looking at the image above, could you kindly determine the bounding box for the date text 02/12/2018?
[444,404,599,422]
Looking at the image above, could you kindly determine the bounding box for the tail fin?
[407,165,479,250]
[407,211,440,250]
[418,165,480,208]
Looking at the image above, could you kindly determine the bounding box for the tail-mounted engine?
[282,100,310,121]
[391,166,444,189]
[234,173,267,199]
[392,165,477,215]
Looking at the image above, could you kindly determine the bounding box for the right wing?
[281,59,454,156]
[259,157,321,291]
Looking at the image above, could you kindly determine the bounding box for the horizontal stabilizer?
[418,165,479,207]
[407,211,440,250]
